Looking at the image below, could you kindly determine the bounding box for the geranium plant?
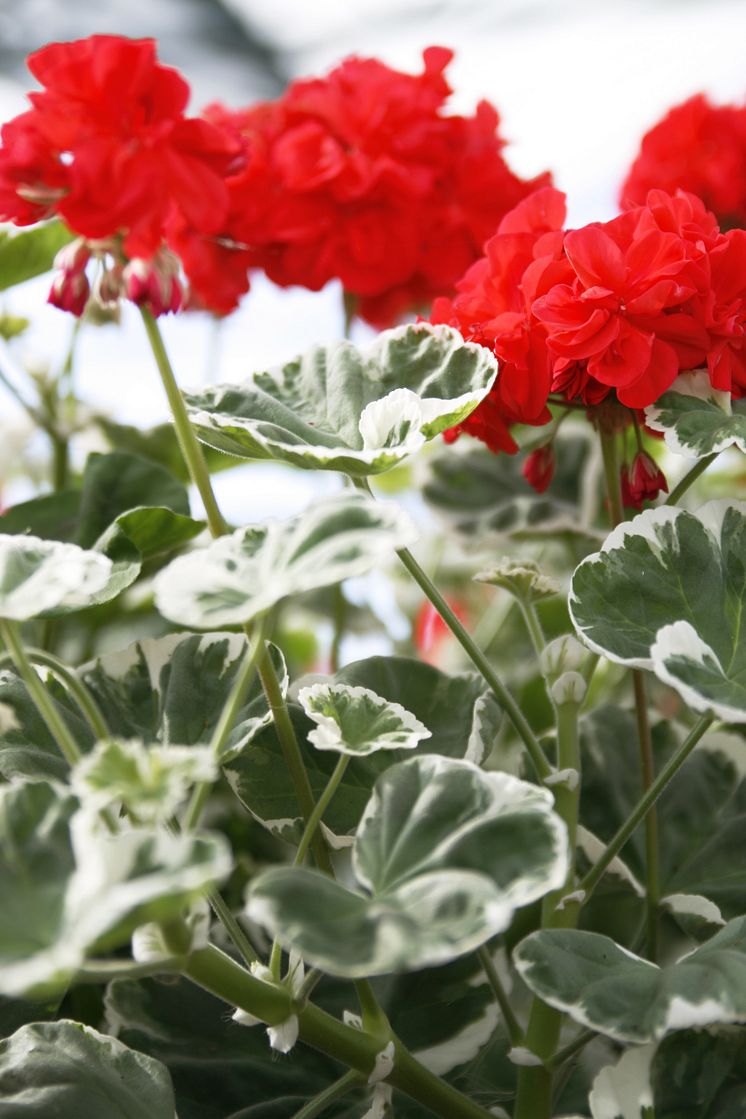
[1,33,746,1119]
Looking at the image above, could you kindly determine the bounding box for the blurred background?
[0,0,742,548]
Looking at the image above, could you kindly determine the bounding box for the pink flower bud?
[123,257,183,317]
[53,237,91,274]
[522,444,555,494]
[621,451,668,509]
[48,268,90,316]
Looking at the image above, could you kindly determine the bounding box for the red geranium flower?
[203,48,550,324]
[622,94,746,229]
[0,35,244,314]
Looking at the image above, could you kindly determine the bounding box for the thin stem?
[518,599,545,662]
[477,946,523,1047]
[207,889,260,967]
[73,957,182,983]
[633,669,659,960]
[546,396,588,411]
[665,452,719,506]
[579,714,713,900]
[182,620,267,831]
[258,645,334,875]
[294,754,350,867]
[139,307,228,538]
[0,646,110,741]
[291,1070,361,1119]
[330,583,346,672]
[0,619,82,765]
[549,1027,597,1070]
[139,308,331,873]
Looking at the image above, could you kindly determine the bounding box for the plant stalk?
[291,1070,361,1119]
[665,452,718,506]
[0,618,82,765]
[0,646,110,741]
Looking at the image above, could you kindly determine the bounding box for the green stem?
[74,957,182,983]
[0,646,110,741]
[0,618,82,765]
[600,428,660,960]
[330,583,346,673]
[51,432,69,493]
[514,696,582,1118]
[518,599,546,661]
[183,942,496,1119]
[258,645,334,875]
[182,621,267,831]
[139,308,331,872]
[665,452,719,506]
[579,714,713,899]
[207,889,259,966]
[139,307,228,538]
[599,427,624,526]
[294,754,350,867]
[291,1070,361,1119]
[477,946,523,1047]
[633,669,659,960]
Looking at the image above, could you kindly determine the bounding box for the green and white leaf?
[78,632,284,760]
[183,323,498,476]
[514,916,746,1044]
[645,369,746,458]
[588,1044,655,1119]
[0,780,230,999]
[0,533,114,619]
[72,738,217,823]
[570,500,746,721]
[0,221,74,291]
[474,558,560,604]
[0,1020,177,1118]
[154,493,417,628]
[297,682,431,756]
[247,755,569,977]
[227,655,501,842]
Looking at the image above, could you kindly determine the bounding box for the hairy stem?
[0,645,110,741]
[665,452,719,506]
[291,1070,361,1119]
[0,618,82,765]
[579,714,713,899]
[477,946,523,1047]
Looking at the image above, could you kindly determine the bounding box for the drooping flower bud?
[621,451,668,509]
[47,267,90,316]
[522,443,555,494]
[124,253,183,317]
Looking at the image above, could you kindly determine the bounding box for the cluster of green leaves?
[3,227,746,1119]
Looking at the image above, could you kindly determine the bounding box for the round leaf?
[0,780,231,999]
[247,755,569,976]
[0,534,114,619]
[0,1020,176,1118]
[645,370,746,458]
[515,916,746,1044]
[297,682,431,755]
[154,493,417,628]
[225,655,502,841]
[78,632,285,759]
[570,501,746,721]
[183,324,497,476]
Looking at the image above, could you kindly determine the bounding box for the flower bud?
[550,670,587,706]
[124,255,183,317]
[621,451,668,509]
[53,237,91,274]
[522,443,555,494]
[540,634,588,682]
[48,268,90,316]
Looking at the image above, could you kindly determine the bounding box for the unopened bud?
[540,634,588,682]
[550,670,587,706]
[48,268,90,317]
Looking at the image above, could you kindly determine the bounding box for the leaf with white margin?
[155,493,417,629]
[0,1020,177,1119]
[78,633,285,761]
[71,738,217,823]
[297,682,431,756]
[514,916,746,1044]
[570,501,746,719]
[246,754,569,977]
[0,533,113,619]
[589,1044,655,1119]
[645,369,746,458]
[183,323,498,477]
[0,780,231,999]
[226,655,502,843]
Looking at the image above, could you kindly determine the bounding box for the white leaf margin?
[297,682,432,755]
[645,369,742,457]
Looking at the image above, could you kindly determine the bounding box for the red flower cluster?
[435,186,746,454]
[200,47,550,324]
[622,95,746,230]
[0,35,244,315]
